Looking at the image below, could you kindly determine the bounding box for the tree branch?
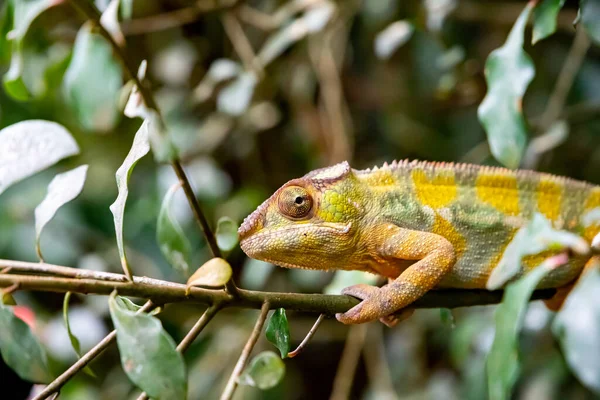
[0,260,556,313]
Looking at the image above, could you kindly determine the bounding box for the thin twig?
[221,11,263,77]
[121,0,237,36]
[33,301,155,400]
[537,28,591,131]
[136,305,222,400]
[362,324,398,399]
[0,263,557,312]
[1,282,19,295]
[287,313,325,358]
[0,259,128,282]
[220,301,270,400]
[329,324,368,400]
[69,0,239,294]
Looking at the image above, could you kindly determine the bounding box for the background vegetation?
[1,0,600,399]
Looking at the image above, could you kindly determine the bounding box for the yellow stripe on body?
[537,178,563,222]
[475,173,521,216]
[411,169,457,209]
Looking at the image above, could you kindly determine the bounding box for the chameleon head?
[238,161,366,270]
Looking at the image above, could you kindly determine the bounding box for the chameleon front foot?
[336,284,414,326]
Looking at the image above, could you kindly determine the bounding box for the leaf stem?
[287,313,325,358]
[33,301,155,400]
[220,301,270,400]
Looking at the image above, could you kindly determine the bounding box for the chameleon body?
[238,160,600,325]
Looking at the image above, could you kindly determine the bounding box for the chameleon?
[238,160,600,325]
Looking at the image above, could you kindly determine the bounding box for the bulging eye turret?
[278,186,313,219]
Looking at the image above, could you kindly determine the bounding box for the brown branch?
[220,301,270,400]
[136,305,222,400]
[33,301,156,400]
[0,259,128,282]
[0,260,556,313]
[221,11,263,77]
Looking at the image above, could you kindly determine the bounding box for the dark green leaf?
[35,165,88,261]
[63,21,122,132]
[553,262,600,394]
[487,258,558,400]
[238,351,285,390]
[0,302,52,383]
[487,213,588,290]
[477,2,535,169]
[157,183,191,277]
[581,0,600,45]
[0,120,79,196]
[109,119,151,280]
[439,308,455,328]
[3,45,29,101]
[215,216,239,253]
[266,309,291,358]
[109,293,187,400]
[532,0,566,44]
[63,292,96,377]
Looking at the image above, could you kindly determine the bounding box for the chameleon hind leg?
[544,255,600,311]
[336,224,456,325]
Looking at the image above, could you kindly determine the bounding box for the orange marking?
[411,169,457,209]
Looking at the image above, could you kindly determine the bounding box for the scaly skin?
[238,160,600,325]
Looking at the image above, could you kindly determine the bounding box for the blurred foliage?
[1,0,600,399]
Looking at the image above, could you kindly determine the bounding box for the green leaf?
[109,293,187,400]
[63,292,96,377]
[439,308,455,328]
[532,0,566,44]
[486,258,558,400]
[266,309,291,358]
[374,20,414,59]
[109,120,151,280]
[1,0,56,100]
[238,351,285,390]
[216,216,239,253]
[157,183,191,277]
[553,262,600,394]
[217,71,258,116]
[581,0,600,45]
[0,120,79,196]
[0,302,52,383]
[186,257,232,290]
[486,213,589,290]
[63,21,122,132]
[35,165,88,261]
[477,2,535,169]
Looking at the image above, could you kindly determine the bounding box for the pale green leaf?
[100,0,125,46]
[35,165,88,261]
[477,2,535,169]
[532,0,566,44]
[109,293,187,400]
[374,20,414,59]
[266,309,290,358]
[238,351,285,390]
[0,120,79,196]
[157,183,191,277]
[217,72,258,116]
[109,120,151,280]
[192,59,241,103]
[0,302,52,383]
[63,21,122,132]
[216,216,239,253]
[186,257,232,289]
[553,263,600,394]
[581,0,600,45]
[3,44,28,101]
[487,259,558,400]
[487,213,588,290]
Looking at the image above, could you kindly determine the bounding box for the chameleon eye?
[278,186,313,219]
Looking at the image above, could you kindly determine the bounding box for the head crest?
[303,161,351,182]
